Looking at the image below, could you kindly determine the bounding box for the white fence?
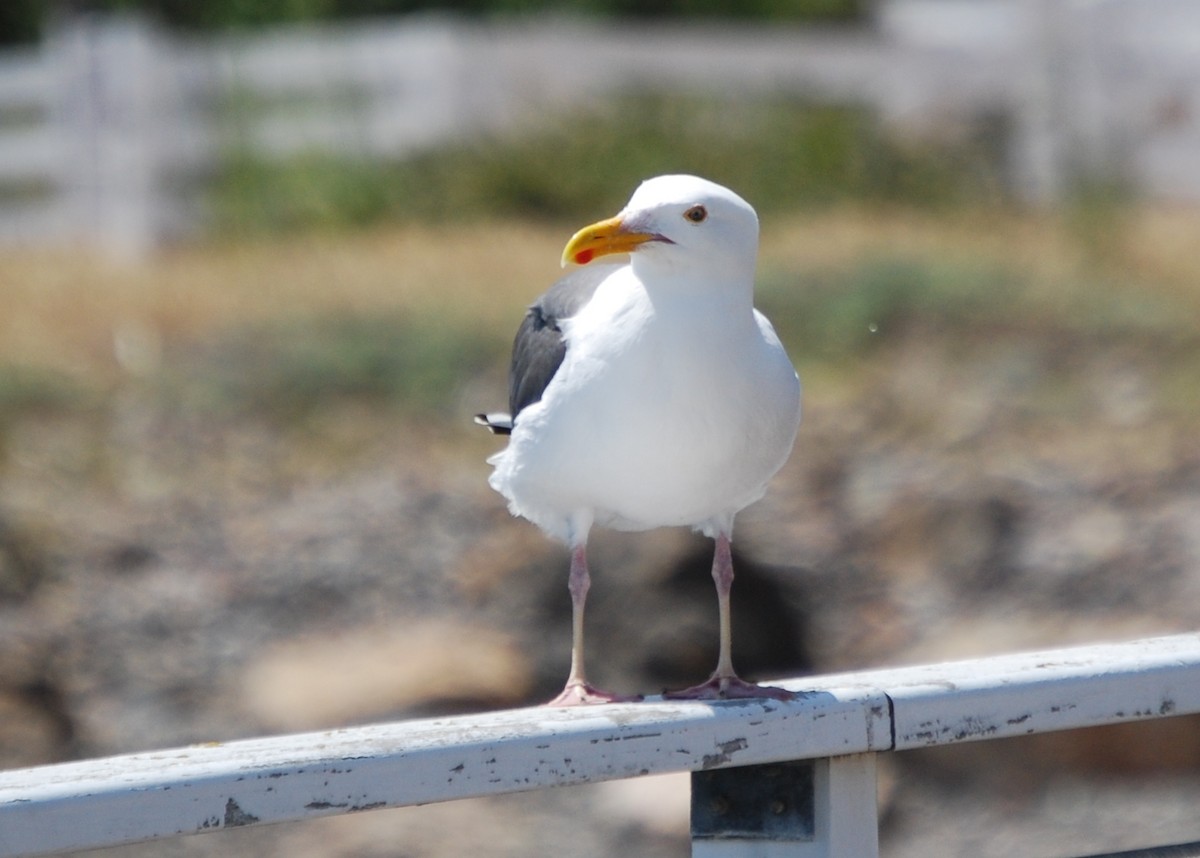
[2,633,1200,857]
[1,1,1200,254]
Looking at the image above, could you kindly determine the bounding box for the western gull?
[476,174,801,705]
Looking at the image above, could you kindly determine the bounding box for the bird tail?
[473,412,513,435]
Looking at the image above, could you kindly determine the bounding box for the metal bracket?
[692,760,816,842]
[691,755,879,857]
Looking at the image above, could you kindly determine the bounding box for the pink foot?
[663,675,796,702]
[544,682,644,707]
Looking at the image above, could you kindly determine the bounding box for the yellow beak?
[561,215,661,267]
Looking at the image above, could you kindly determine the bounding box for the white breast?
[488,266,801,542]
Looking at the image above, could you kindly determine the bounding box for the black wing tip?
[474,412,513,435]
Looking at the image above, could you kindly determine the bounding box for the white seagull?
[476,175,801,705]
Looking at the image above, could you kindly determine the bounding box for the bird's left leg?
[665,532,794,701]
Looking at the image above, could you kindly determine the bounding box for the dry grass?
[0,223,563,385]
[1,205,1197,390]
[764,204,1200,300]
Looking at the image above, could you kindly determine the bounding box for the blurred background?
[2,0,1200,855]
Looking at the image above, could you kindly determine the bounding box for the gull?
[477,175,801,705]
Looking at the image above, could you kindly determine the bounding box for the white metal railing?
[2,633,1199,857]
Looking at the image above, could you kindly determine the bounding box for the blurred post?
[47,14,164,258]
[1012,0,1068,206]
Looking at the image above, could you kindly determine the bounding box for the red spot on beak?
[574,249,595,265]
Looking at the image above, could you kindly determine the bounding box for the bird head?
[561,175,759,282]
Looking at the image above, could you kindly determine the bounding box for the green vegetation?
[0,366,90,420]
[146,0,861,30]
[0,365,94,474]
[166,313,502,422]
[211,97,1006,235]
[2,0,861,46]
[760,257,1021,360]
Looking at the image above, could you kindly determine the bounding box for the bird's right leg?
[546,538,640,706]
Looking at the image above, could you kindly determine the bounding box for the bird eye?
[684,205,707,224]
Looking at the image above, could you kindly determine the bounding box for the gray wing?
[509,262,620,420]
[475,262,619,435]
